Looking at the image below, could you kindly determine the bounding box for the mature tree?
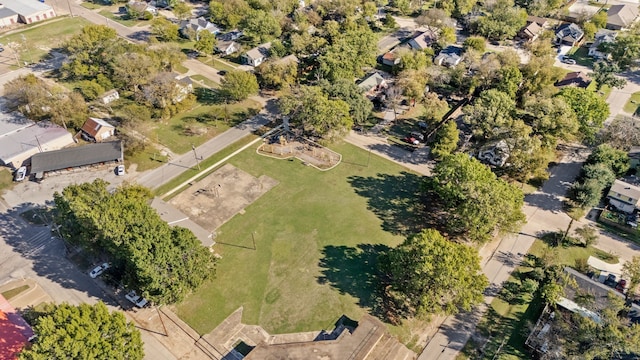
[601,33,640,70]
[172,1,192,21]
[623,256,640,296]
[194,30,216,55]
[439,0,476,16]
[428,153,526,243]
[381,229,489,317]
[46,91,90,130]
[75,80,106,101]
[279,85,353,140]
[438,26,457,48]
[574,225,598,247]
[421,92,449,124]
[256,61,298,90]
[290,31,327,57]
[19,302,143,360]
[582,21,597,41]
[591,61,627,90]
[397,69,428,105]
[463,36,486,53]
[522,95,579,147]
[495,65,523,98]
[220,70,259,101]
[54,181,216,304]
[416,9,455,30]
[585,143,630,177]
[591,10,608,29]
[209,0,250,28]
[318,23,377,81]
[111,52,157,93]
[396,49,430,72]
[241,9,282,44]
[600,116,640,151]
[476,0,528,40]
[320,79,373,126]
[4,74,52,117]
[558,87,610,142]
[463,89,516,140]
[61,25,123,81]
[148,44,186,73]
[141,73,182,108]
[431,120,459,160]
[150,17,179,42]
[521,54,565,97]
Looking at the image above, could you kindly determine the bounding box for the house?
[3,0,56,24]
[519,21,543,42]
[478,140,509,167]
[527,15,549,28]
[357,72,387,96]
[0,294,34,360]
[127,1,157,16]
[555,23,584,46]
[241,42,271,67]
[215,40,240,56]
[0,5,19,27]
[180,17,221,39]
[175,76,193,102]
[526,267,640,356]
[607,179,640,213]
[99,89,120,105]
[0,113,74,168]
[217,29,243,42]
[606,4,639,30]
[555,71,591,88]
[408,29,438,51]
[30,141,123,179]
[588,29,617,59]
[80,118,115,142]
[382,50,401,67]
[434,46,463,67]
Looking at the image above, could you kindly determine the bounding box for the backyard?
[173,141,426,346]
[624,91,640,115]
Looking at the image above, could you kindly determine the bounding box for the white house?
[180,17,221,39]
[4,0,56,24]
[99,89,120,105]
[215,41,240,56]
[434,46,463,67]
[607,179,640,213]
[588,29,617,60]
[242,42,271,67]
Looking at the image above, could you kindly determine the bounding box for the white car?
[14,166,27,182]
[89,263,110,278]
[115,165,125,176]
[125,290,148,308]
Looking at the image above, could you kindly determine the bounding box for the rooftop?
[609,179,640,202]
[0,294,34,360]
[3,0,52,15]
[607,4,639,28]
[30,141,123,173]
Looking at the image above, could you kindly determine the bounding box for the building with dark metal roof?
[30,141,123,174]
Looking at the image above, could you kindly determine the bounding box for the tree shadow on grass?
[318,244,390,319]
[347,171,424,236]
[194,87,224,105]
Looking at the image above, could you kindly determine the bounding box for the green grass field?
[98,10,142,27]
[624,92,640,114]
[174,142,423,341]
[153,99,261,154]
[0,168,14,194]
[0,17,91,64]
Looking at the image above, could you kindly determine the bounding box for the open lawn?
[153,98,261,154]
[461,239,618,359]
[98,10,144,27]
[624,91,640,115]
[174,142,425,344]
[198,57,238,72]
[0,168,14,193]
[568,46,594,68]
[0,17,91,64]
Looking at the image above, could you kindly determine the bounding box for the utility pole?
[191,144,201,170]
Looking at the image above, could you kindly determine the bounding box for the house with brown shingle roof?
[554,71,592,88]
[80,117,115,142]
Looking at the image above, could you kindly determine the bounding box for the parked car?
[115,165,125,176]
[125,290,148,308]
[616,279,628,293]
[89,263,110,278]
[604,273,618,287]
[410,131,425,141]
[418,121,428,130]
[561,57,576,65]
[403,136,419,145]
[13,166,27,182]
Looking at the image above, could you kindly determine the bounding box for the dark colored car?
[605,274,618,287]
[616,279,628,293]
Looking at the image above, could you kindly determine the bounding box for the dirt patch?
[169,164,278,232]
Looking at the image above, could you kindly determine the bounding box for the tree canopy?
[427,153,526,243]
[381,229,489,317]
[19,302,143,360]
[476,0,528,40]
[557,87,610,142]
[220,70,259,101]
[54,180,216,304]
